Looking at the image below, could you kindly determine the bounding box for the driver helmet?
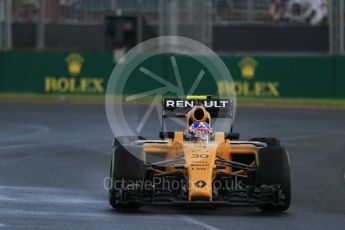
[184,121,214,141]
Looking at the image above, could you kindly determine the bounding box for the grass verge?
[236,97,345,108]
[1,93,345,108]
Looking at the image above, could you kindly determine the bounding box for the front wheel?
[257,146,291,212]
[109,144,145,210]
[250,137,280,147]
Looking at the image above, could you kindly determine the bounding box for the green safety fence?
[0,52,4,92]
[222,56,334,98]
[2,51,114,94]
[0,50,343,98]
[335,56,345,97]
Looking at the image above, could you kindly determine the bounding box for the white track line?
[0,124,49,142]
[179,215,220,230]
[0,185,68,192]
[0,185,103,205]
[0,143,36,150]
[0,209,105,218]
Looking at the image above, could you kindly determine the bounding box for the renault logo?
[195,180,206,188]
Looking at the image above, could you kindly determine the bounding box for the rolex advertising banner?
[335,56,345,97]
[0,52,4,92]
[219,56,334,98]
[1,51,114,94]
[0,51,343,98]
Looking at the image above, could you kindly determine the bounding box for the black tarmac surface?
[0,102,345,230]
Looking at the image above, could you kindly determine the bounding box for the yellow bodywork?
[144,137,258,201]
[143,135,258,201]
[142,105,258,201]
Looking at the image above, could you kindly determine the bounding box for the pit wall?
[0,51,343,98]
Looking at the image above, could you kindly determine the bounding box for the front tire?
[113,136,145,148]
[257,146,291,212]
[109,144,145,210]
[250,137,280,147]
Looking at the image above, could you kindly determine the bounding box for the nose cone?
[183,142,218,202]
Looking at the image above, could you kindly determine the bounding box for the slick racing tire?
[113,136,145,148]
[109,144,145,210]
[257,147,291,212]
[250,137,280,147]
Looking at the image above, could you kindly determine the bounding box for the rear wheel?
[250,137,280,147]
[109,144,145,210]
[113,136,145,148]
[257,146,291,212]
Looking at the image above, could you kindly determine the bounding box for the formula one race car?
[108,96,291,212]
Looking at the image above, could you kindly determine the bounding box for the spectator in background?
[308,0,327,25]
[13,0,39,22]
[269,0,286,21]
[285,0,327,25]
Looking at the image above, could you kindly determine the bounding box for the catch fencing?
[0,0,343,54]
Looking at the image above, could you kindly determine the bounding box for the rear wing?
[162,97,233,119]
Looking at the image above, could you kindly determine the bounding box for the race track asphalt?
[0,102,345,230]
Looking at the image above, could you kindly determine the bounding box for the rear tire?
[257,147,291,212]
[113,136,145,148]
[250,137,280,147]
[109,144,145,210]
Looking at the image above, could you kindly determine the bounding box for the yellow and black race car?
[108,96,291,212]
